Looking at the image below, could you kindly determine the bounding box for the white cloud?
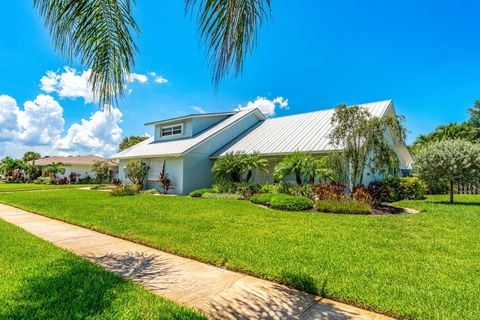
[127,73,148,84]
[149,72,168,84]
[40,67,95,103]
[55,107,123,155]
[236,96,289,117]
[190,106,206,114]
[0,95,21,141]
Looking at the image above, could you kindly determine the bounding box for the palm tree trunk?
[295,174,302,185]
[246,170,252,182]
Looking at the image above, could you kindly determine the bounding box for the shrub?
[201,193,244,200]
[367,181,392,204]
[32,179,41,184]
[213,180,260,198]
[143,189,159,195]
[250,193,275,206]
[125,160,148,185]
[399,177,428,200]
[315,199,372,214]
[110,185,136,196]
[382,177,402,201]
[78,176,94,184]
[92,161,110,184]
[352,185,373,205]
[189,188,214,197]
[276,182,316,200]
[270,194,314,211]
[259,184,278,194]
[315,181,345,200]
[36,176,52,184]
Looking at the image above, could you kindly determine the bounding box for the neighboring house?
[112,100,413,194]
[30,155,119,180]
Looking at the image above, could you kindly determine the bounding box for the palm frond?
[185,0,271,87]
[34,0,139,108]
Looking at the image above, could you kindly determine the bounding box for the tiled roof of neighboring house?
[113,108,265,159]
[30,155,119,166]
[211,100,394,157]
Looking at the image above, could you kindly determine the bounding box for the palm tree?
[273,152,316,185]
[0,157,26,178]
[44,162,66,178]
[212,152,244,182]
[34,0,271,107]
[241,153,269,182]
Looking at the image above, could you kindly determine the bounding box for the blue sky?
[1,1,479,157]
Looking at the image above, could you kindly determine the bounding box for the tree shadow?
[426,201,480,206]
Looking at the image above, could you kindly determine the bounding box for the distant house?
[112,100,413,194]
[30,155,119,180]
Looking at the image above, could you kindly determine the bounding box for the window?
[161,123,183,137]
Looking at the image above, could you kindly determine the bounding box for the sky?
[1,0,479,158]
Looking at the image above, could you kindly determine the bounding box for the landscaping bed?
[0,190,478,319]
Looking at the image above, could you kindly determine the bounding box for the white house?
[112,100,413,194]
[30,155,119,180]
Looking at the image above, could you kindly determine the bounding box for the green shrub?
[399,177,427,200]
[259,184,278,194]
[32,179,41,184]
[270,194,314,211]
[213,180,260,198]
[189,188,214,197]
[201,192,244,200]
[315,199,372,214]
[277,182,315,200]
[36,176,52,184]
[250,193,275,206]
[382,177,402,201]
[143,189,160,195]
[110,185,136,196]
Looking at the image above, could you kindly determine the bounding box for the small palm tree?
[273,152,317,185]
[0,157,26,178]
[212,152,245,182]
[242,153,269,182]
[44,162,66,178]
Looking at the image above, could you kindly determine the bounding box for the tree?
[23,151,41,162]
[414,140,480,204]
[0,157,26,178]
[468,100,480,140]
[329,105,406,189]
[273,152,323,185]
[242,153,269,182]
[25,164,42,181]
[34,0,271,107]
[125,160,148,185]
[212,152,245,182]
[43,162,66,178]
[119,136,149,151]
[92,160,110,184]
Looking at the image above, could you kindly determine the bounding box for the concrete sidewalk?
[0,203,393,320]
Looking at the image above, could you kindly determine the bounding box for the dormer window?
[161,123,183,137]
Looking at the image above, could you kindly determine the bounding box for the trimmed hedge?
[270,194,314,211]
[399,177,427,200]
[201,192,243,200]
[250,193,275,206]
[189,188,214,197]
[315,199,372,214]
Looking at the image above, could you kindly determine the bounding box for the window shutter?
[147,159,164,181]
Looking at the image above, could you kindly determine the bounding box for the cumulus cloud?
[40,67,95,103]
[149,72,168,84]
[55,107,123,155]
[190,106,206,114]
[127,73,148,84]
[236,96,289,117]
[0,95,21,141]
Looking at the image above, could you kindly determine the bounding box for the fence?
[455,183,480,194]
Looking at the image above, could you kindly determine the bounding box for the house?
[112,100,413,194]
[30,155,119,181]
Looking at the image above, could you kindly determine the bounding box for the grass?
[0,182,100,192]
[0,190,479,319]
[0,218,205,319]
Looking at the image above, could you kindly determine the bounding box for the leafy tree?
[329,105,406,189]
[125,160,148,185]
[242,153,269,182]
[469,100,480,140]
[43,162,66,178]
[414,139,480,204]
[119,136,149,151]
[34,0,271,107]
[0,157,26,178]
[273,152,325,185]
[92,160,110,184]
[324,153,349,184]
[22,151,41,162]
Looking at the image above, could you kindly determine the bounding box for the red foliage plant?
[352,185,373,205]
[315,181,345,200]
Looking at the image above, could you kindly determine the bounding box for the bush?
[367,181,392,204]
[78,176,94,184]
[259,184,278,194]
[125,160,148,185]
[250,193,275,206]
[315,199,372,214]
[270,194,314,211]
[189,188,214,197]
[277,182,316,200]
[213,180,260,198]
[399,177,427,200]
[382,177,402,201]
[201,192,244,200]
[315,182,345,200]
[110,185,136,196]
[143,189,159,195]
[35,176,52,184]
[352,185,373,205]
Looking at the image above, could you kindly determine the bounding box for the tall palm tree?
[44,162,66,178]
[34,0,271,107]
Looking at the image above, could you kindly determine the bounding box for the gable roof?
[113,108,265,160]
[212,100,393,157]
[144,111,236,126]
[30,155,118,166]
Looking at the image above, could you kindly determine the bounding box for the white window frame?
[160,123,183,137]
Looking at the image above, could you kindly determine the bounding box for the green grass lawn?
[0,182,99,192]
[0,190,479,319]
[0,218,205,319]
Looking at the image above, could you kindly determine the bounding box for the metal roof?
[144,111,236,126]
[113,108,263,160]
[30,155,118,166]
[211,100,393,157]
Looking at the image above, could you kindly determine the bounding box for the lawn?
[0,190,479,319]
[0,182,100,192]
[0,218,205,319]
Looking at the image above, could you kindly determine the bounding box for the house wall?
[60,165,95,179]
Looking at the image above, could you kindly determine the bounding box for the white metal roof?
[212,100,393,157]
[112,108,262,159]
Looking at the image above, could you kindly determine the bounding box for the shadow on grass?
[426,201,480,206]
[2,258,128,319]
